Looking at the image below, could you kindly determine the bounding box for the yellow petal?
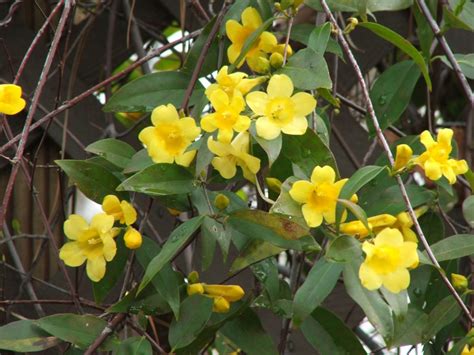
[227,45,243,67]
[289,180,313,204]
[419,130,435,149]
[442,165,457,185]
[217,129,234,144]
[267,74,293,98]
[147,142,174,164]
[175,150,196,167]
[86,257,106,282]
[0,84,26,115]
[246,91,268,116]
[374,228,404,247]
[212,157,237,179]
[240,153,261,176]
[339,220,370,237]
[401,226,418,243]
[102,195,122,218]
[64,214,89,240]
[211,295,231,313]
[399,241,419,269]
[437,128,453,147]
[258,31,277,52]
[393,144,413,171]
[291,92,317,117]
[256,116,281,140]
[359,262,383,290]
[124,227,142,249]
[323,209,336,224]
[179,117,201,141]
[310,165,335,185]
[234,115,251,132]
[226,20,243,43]
[382,268,410,293]
[200,114,217,132]
[151,104,179,126]
[362,241,376,258]
[241,7,262,29]
[187,283,205,295]
[90,213,115,235]
[121,200,137,225]
[302,204,323,227]
[207,137,233,156]
[449,159,468,175]
[247,54,270,74]
[368,214,397,228]
[210,89,230,112]
[138,126,156,146]
[231,131,250,153]
[59,242,86,267]
[102,235,117,261]
[424,159,442,181]
[236,76,265,95]
[280,115,307,136]
[203,284,245,301]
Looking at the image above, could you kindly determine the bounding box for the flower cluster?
[0,84,26,115]
[60,195,141,282]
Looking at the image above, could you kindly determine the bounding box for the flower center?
[367,245,401,274]
[157,124,186,155]
[216,110,238,129]
[428,144,451,163]
[88,237,102,245]
[307,183,337,211]
[267,98,294,125]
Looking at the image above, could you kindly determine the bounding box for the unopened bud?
[393,144,413,172]
[187,283,205,296]
[188,271,200,284]
[270,52,284,68]
[124,227,142,249]
[212,296,230,313]
[203,284,245,302]
[266,177,282,194]
[214,194,230,210]
[451,273,468,292]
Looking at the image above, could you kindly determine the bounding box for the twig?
[319,0,474,323]
[188,0,211,22]
[0,299,106,311]
[0,0,24,27]
[282,15,294,65]
[0,234,48,245]
[84,313,126,355]
[126,320,167,353]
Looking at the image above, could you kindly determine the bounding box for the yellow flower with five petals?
[0,84,26,115]
[289,165,348,228]
[59,213,120,282]
[359,227,419,293]
[102,195,137,226]
[415,128,468,184]
[138,104,201,167]
[246,74,316,140]
[207,132,260,181]
[201,89,250,143]
[205,66,264,100]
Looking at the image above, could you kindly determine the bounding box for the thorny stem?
[319,0,474,323]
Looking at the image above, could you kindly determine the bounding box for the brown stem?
[84,313,126,355]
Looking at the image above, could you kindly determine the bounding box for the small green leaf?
[169,295,213,350]
[423,295,460,340]
[447,0,474,30]
[85,138,136,169]
[462,195,474,228]
[308,23,331,54]
[337,199,370,232]
[424,234,474,262]
[0,320,60,352]
[358,23,431,90]
[326,235,362,262]
[118,164,195,196]
[290,24,343,58]
[138,216,204,293]
[250,122,282,167]
[116,336,152,355]
[293,258,343,326]
[435,53,474,80]
[305,0,412,13]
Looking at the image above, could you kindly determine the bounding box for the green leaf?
[366,60,421,134]
[230,239,284,273]
[154,53,181,71]
[391,306,428,347]
[93,233,129,304]
[116,336,152,355]
[136,236,183,319]
[249,122,282,167]
[306,0,412,13]
[425,234,474,262]
[200,216,218,270]
[423,295,461,340]
[358,23,431,90]
[35,314,107,349]
[85,138,136,169]
[435,53,474,79]
[123,149,154,174]
[138,216,204,293]
[56,159,126,203]
[448,0,474,30]
[337,199,370,232]
[270,176,306,225]
[293,258,343,326]
[381,288,408,318]
[220,308,278,354]
[251,258,280,304]
[278,48,332,90]
[308,23,331,54]
[413,2,435,60]
[326,235,362,262]
[301,307,365,355]
[103,72,205,112]
[343,259,394,339]
[169,295,214,350]
[462,195,474,228]
[117,164,196,196]
[0,320,60,352]
[290,24,343,58]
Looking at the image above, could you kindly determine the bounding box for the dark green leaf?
[116,336,152,355]
[306,0,412,13]
[391,306,428,347]
[0,320,60,352]
[118,164,195,196]
[103,72,205,112]
[200,216,218,270]
[308,23,331,54]
[301,307,365,355]
[436,53,474,79]
[123,149,154,174]
[169,295,213,350]
[381,288,408,318]
[326,235,362,262]
[290,24,343,58]
[423,295,461,340]
[138,216,204,293]
[250,122,282,167]
[463,195,474,228]
[230,239,284,273]
[251,258,280,304]
[293,258,343,326]
[424,234,474,262]
[337,199,370,232]
[85,138,135,169]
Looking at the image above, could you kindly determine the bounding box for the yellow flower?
[201,89,250,143]
[59,213,120,282]
[186,282,245,313]
[393,144,413,172]
[214,193,230,210]
[462,345,474,355]
[205,66,264,99]
[102,195,137,225]
[289,165,348,228]
[0,84,26,115]
[124,227,142,249]
[138,104,201,167]
[392,206,427,243]
[451,273,468,292]
[416,129,468,184]
[359,228,419,293]
[207,132,261,181]
[246,74,316,140]
[340,214,397,239]
[225,7,277,73]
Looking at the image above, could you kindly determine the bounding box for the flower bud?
[214,194,230,210]
[266,177,282,194]
[187,283,205,296]
[203,284,245,302]
[270,52,284,69]
[393,144,413,172]
[188,270,200,284]
[451,273,468,292]
[212,296,230,313]
[124,227,142,249]
[167,208,181,216]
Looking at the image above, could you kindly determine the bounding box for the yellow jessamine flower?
[462,345,474,355]
[393,206,427,243]
[225,7,277,73]
[359,228,419,293]
[246,74,316,140]
[138,104,201,167]
[102,195,137,226]
[124,226,142,249]
[0,84,26,115]
[393,144,413,172]
[201,89,250,143]
[340,214,397,239]
[416,129,468,184]
[187,282,245,313]
[289,165,348,228]
[207,132,261,181]
[205,66,264,99]
[59,213,120,282]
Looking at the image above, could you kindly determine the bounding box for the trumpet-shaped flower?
[124,226,142,249]
[102,195,137,226]
[207,132,260,181]
[59,213,120,282]
[246,74,316,140]
[0,84,26,115]
[138,104,201,167]
[393,144,413,172]
[201,89,250,143]
[289,165,348,228]
[187,282,245,313]
[225,7,277,73]
[359,228,419,293]
[205,66,264,99]
[340,214,397,239]
[416,129,468,184]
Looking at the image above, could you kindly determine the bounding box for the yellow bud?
[350,194,358,204]
[167,208,181,216]
[188,270,200,284]
[248,55,270,74]
[274,43,293,57]
[396,211,412,227]
[451,273,468,292]
[187,283,205,296]
[214,194,230,210]
[393,144,413,172]
[266,177,282,194]
[211,296,230,313]
[414,205,428,219]
[124,227,142,249]
[270,52,284,69]
[339,220,371,238]
[203,284,245,302]
[367,214,397,228]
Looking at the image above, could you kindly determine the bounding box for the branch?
[319,0,474,323]
[84,313,126,355]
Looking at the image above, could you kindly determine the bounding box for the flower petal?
[90,213,115,235]
[382,268,410,293]
[217,129,234,144]
[302,204,323,227]
[281,115,307,136]
[64,214,89,240]
[246,91,268,116]
[234,115,251,132]
[210,89,230,112]
[310,165,335,185]
[59,242,86,267]
[151,104,179,126]
[437,128,453,147]
[291,92,316,117]
[200,114,217,132]
[267,74,293,98]
[256,116,281,140]
[399,241,419,268]
[226,20,243,43]
[102,236,117,262]
[442,165,457,185]
[240,153,261,175]
[86,257,106,282]
[175,150,196,167]
[258,32,277,52]
[138,126,156,146]
[231,131,249,153]
[147,142,174,164]
[374,228,404,247]
[424,159,442,181]
[241,7,262,29]
[212,157,237,179]
[289,180,313,204]
[359,262,383,290]
[121,200,137,225]
[102,195,122,218]
[227,45,243,67]
[420,130,435,149]
[449,159,468,175]
[179,117,201,141]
